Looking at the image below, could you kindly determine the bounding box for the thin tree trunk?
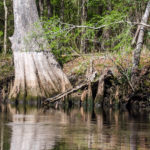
[9,0,72,101]
[39,0,44,17]
[77,0,80,22]
[80,0,87,53]
[47,0,53,18]
[60,0,64,21]
[132,1,150,72]
[131,1,150,86]
[3,0,8,55]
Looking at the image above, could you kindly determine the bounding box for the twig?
[131,25,140,46]
[110,57,135,92]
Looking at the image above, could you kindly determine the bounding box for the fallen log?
[44,58,98,104]
[44,82,89,104]
[43,69,113,105]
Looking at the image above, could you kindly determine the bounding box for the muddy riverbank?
[1,52,150,109]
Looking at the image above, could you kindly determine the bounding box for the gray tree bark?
[3,0,8,55]
[80,0,87,53]
[131,1,150,86]
[132,1,150,71]
[9,0,72,101]
[47,0,53,18]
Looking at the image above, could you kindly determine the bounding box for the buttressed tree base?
[9,0,72,101]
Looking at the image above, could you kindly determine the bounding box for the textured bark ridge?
[131,1,150,87]
[132,1,150,69]
[9,0,72,101]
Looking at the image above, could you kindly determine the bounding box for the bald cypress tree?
[9,0,72,101]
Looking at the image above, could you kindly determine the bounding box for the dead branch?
[110,57,135,92]
[59,20,150,31]
[44,82,88,103]
[131,25,140,46]
[44,60,98,104]
[44,69,98,104]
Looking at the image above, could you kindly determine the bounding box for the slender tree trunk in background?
[77,0,81,50]
[101,0,111,51]
[131,6,141,46]
[47,0,53,18]
[60,0,64,21]
[9,0,72,101]
[80,0,87,53]
[77,0,80,23]
[39,0,44,17]
[131,1,150,85]
[3,0,8,55]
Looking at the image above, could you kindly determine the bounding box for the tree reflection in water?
[0,104,150,150]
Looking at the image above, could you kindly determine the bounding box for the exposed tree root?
[43,69,113,105]
[44,64,150,109]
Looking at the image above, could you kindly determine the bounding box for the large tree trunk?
[9,0,72,101]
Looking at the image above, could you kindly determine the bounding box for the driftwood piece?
[87,81,93,101]
[87,59,94,101]
[94,69,113,104]
[44,68,114,105]
[94,77,104,104]
[81,89,88,102]
[80,59,95,103]
[44,82,88,104]
[44,69,98,104]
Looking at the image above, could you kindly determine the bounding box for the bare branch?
[59,20,150,30]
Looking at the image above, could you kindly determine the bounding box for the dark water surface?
[0,105,150,150]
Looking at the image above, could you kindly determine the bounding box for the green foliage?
[88,9,133,52]
[42,17,74,64]
[41,0,148,64]
[1,0,149,58]
[0,31,3,37]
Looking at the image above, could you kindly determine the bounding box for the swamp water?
[0,105,150,150]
